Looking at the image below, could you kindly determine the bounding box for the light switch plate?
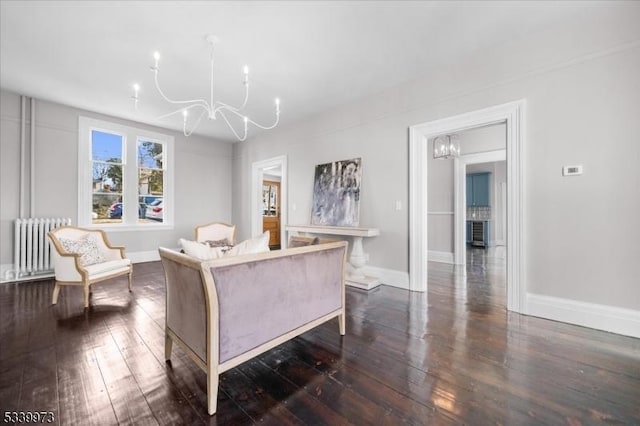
[562,165,583,176]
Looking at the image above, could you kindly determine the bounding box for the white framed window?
[78,117,174,231]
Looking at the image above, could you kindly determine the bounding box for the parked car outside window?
[108,202,150,219]
[108,202,123,219]
[138,195,163,219]
[145,200,164,221]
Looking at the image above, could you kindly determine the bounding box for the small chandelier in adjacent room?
[433,134,461,159]
[133,34,280,141]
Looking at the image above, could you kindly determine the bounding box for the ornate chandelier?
[133,35,280,141]
[433,134,460,159]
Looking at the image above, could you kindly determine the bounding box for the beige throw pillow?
[227,231,270,256]
[179,238,223,260]
[58,234,105,266]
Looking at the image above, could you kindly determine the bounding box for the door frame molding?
[251,155,287,246]
[409,99,525,313]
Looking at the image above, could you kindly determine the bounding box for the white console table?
[285,224,381,290]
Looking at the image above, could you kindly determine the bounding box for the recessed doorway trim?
[409,100,525,313]
[251,155,287,247]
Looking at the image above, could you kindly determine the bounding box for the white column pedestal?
[346,236,381,290]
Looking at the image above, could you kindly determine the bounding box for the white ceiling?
[0,1,624,142]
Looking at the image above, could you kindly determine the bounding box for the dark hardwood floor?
[1,251,639,425]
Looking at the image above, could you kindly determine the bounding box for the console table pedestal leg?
[346,236,381,290]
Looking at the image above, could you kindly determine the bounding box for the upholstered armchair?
[195,221,237,245]
[48,226,132,308]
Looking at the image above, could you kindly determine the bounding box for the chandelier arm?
[221,106,281,131]
[246,114,280,130]
[239,83,249,110]
[212,80,249,112]
[217,109,248,142]
[213,102,239,114]
[183,108,209,137]
[154,70,211,110]
[156,103,209,121]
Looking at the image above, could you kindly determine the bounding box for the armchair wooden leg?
[165,333,173,361]
[128,270,133,292]
[83,283,90,308]
[339,311,346,336]
[52,282,61,305]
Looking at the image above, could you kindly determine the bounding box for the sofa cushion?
[227,231,270,256]
[58,234,105,266]
[84,258,131,276]
[180,238,223,260]
[203,238,234,254]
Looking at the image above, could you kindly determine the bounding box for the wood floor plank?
[93,334,159,426]
[56,343,118,425]
[105,321,203,425]
[1,251,638,425]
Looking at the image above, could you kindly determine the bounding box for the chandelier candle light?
[433,134,461,159]
[134,35,280,141]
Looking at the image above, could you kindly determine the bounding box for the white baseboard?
[1,263,14,283]
[1,263,53,283]
[428,250,454,264]
[363,265,409,290]
[526,293,640,339]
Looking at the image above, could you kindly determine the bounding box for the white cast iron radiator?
[9,217,71,281]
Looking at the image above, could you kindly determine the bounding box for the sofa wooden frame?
[159,241,347,415]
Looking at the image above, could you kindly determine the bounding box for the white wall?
[0,90,233,269]
[233,15,640,314]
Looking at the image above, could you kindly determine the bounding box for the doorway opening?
[251,156,287,249]
[455,144,507,267]
[459,147,507,311]
[262,174,281,249]
[409,100,525,313]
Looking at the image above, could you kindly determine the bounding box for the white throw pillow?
[58,234,105,266]
[227,231,270,256]
[179,238,223,260]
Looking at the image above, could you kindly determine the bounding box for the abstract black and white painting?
[311,158,361,226]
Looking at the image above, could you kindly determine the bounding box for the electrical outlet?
[395,201,402,211]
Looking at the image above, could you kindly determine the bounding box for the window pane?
[138,168,164,224]
[92,130,123,162]
[138,140,163,169]
[93,163,123,193]
[92,193,122,224]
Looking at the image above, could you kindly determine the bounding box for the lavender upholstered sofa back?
[212,246,344,362]
[159,242,347,366]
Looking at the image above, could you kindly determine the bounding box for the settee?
[158,240,348,415]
